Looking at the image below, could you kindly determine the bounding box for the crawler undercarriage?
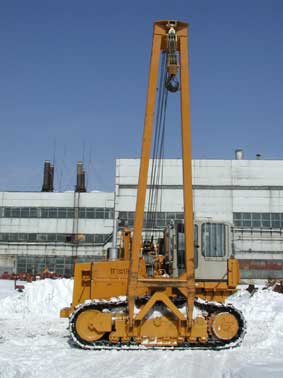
[69,297,246,350]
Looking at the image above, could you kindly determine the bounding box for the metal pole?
[179,31,195,327]
[127,27,162,328]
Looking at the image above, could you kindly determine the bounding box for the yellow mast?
[128,20,195,329]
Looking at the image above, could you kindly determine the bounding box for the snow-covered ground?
[0,279,282,378]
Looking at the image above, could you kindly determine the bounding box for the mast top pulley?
[165,25,179,92]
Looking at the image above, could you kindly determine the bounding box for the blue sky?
[0,0,282,192]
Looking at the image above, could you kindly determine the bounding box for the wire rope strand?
[145,51,168,240]
[145,52,166,239]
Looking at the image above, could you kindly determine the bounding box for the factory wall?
[116,158,283,279]
[0,158,283,279]
[0,191,114,274]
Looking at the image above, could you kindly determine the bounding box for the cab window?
[201,223,226,257]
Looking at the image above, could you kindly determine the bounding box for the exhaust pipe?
[42,161,54,192]
[75,161,86,192]
[50,164,54,192]
[235,149,244,160]
[107,247,119,260]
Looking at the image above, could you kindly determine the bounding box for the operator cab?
[180,220,232,281]
[142,220,232,281]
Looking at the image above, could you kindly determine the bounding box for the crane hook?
[165,75,179,92]
[166,26,179,92]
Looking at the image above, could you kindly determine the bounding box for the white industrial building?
[0,191,114,276]
[115,158,283,279]
[1,156,283,279]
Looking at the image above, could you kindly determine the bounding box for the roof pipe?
[75,161,86,192]
[42,160,52,192]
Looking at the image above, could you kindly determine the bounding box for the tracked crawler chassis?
[61,20,246,349]
[69,298,246,350]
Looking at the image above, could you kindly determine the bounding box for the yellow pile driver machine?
[61,20,246,350]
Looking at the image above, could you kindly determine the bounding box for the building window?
[40,208,48,218]
[233,212,283,229]
[66,208,75,218]
[251,213,261,228]
[58,208,67,218]
[20,208,30,218]
[17,233,27,241]
[4,208,11,217]
[11,208,20,217]
[118,211,186,229]
[47,234,57,242]
[105,209,114,219]
[16,255,103,275]
[37,234,48,242]
[94,234,104,244]
[48,208,58,218]
[94,208,105,219]
[56,234,66,242]
[28,234,37,242]
[271,213,281,228]
[0,232,109,245]
[0,206,113,219]
[85,234,94,243]
[86,208,95,219]
[242,213,252,227]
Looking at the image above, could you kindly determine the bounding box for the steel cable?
[145,52,168,241]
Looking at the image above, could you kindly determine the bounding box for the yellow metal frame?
[128,20,195,330]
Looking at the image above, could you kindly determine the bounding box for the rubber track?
[69,297,246,351]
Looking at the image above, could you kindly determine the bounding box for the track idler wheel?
[75,309,108,342]
[211,312,239,341]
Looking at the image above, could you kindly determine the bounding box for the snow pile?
[0,280,283,378]
[0,280,21,300]
[1,277,283,332]
[227,287,283,350]
[0,278,73,319]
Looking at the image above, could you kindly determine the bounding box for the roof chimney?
[75,161,86,192]
[49,164,54,191]
[235,149,244,160]
[256,153,262,160]
[42,160,54,192]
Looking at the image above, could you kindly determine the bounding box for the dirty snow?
[0,279,283,378]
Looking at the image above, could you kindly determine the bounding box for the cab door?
[195,222,231,281]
